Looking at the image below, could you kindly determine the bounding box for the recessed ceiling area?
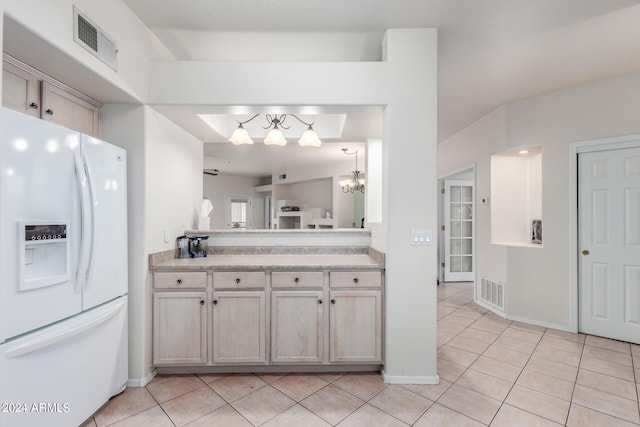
[151,105,383,177]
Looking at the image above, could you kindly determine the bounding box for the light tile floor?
[83,282,640,426]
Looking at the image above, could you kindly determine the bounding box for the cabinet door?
[271,291,324,363]
[329,291,382,363]
[42,81,100,137]
[2,60,41,117]
[212,291,266,364]
[153,291,207,365]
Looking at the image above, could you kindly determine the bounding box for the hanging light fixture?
[227,114,322,147]
[339,148,365,193]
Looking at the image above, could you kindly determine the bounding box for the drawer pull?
[213,300,218,305]
[200,300,204,306]
[353,277,359,284]
[331,299,336,304]
[318,299,323,304]
[294,277,300,283]
[176,279,182,285]
[235,278,241,284]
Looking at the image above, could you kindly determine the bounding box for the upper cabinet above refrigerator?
[2,54,101,137]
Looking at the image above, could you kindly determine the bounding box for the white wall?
[147,28,440,383]
[101,105,203,384]
[439,73,640,330]
[145,108,204,252]
[203,174,263,229]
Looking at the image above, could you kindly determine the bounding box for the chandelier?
[227,114,322,147]
[339,148,365,193]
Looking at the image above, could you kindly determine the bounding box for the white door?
[444,180,474,282]
[579,147,640,343]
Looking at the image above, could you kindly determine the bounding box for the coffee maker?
[176,236,190,258]
[188,235,209,258]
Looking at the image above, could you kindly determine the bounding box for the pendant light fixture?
[339,148,365,193]
[227,114,322,147]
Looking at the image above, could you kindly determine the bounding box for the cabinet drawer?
[330,271,381,289]
[154,271,207,289]
[272,271,323,289]
[213,271,266,289]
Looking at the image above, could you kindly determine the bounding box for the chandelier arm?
[237,114,260,126]
[289,114,315,127]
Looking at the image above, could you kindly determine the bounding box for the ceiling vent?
[73,7,118,70]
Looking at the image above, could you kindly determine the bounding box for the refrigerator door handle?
[73,150,91,292]
[82,153,97,291]
[2,298,126,359]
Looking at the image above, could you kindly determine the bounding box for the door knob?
[582,250,590,256]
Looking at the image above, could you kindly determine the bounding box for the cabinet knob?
[29,102,39,110]
[176,279,182,285]
[213,300,218,305]
[235,278,241,284]
[200,300,204,306]
[294,277,300,283]
[318,299,323,304]
[331,299,336,304]
[582,250,590,256]
[45,108,54,116]
[353,277,359,284]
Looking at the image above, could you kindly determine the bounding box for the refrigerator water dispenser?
[18,222,71,291]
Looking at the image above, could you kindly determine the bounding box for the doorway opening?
[438,167,476,285]
[225,194,251,229]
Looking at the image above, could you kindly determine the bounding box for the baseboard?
[127,369,157,388]
[381,370,440,385]
[506,314,573,332]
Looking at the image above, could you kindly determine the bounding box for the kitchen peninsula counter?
[149,247,384,271]
[150,233,385,369]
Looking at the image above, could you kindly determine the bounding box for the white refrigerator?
[0,107,128,427]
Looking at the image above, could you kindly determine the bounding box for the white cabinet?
[2,55,101,137]
[329,271,383,363]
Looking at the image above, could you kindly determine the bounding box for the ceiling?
[122,0,640,177]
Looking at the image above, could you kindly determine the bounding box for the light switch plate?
[411,229,432,246]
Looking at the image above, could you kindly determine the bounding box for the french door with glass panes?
[444,180,474,282]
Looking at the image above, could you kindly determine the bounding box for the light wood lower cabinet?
[271,291,324,363]
[152,268,383,367]
[153,291,207,365]
[212,291,266,364]
[329,290,382,363]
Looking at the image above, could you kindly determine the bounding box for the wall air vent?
[73,7,118,70]
[479,277,506,312]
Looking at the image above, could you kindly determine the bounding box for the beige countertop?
[150,254,383,271]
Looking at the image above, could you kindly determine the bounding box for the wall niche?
[490,146,542,247]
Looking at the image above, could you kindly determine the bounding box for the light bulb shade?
[264,128,287,146]
[298,128,322,147]
[228,125,254,145]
